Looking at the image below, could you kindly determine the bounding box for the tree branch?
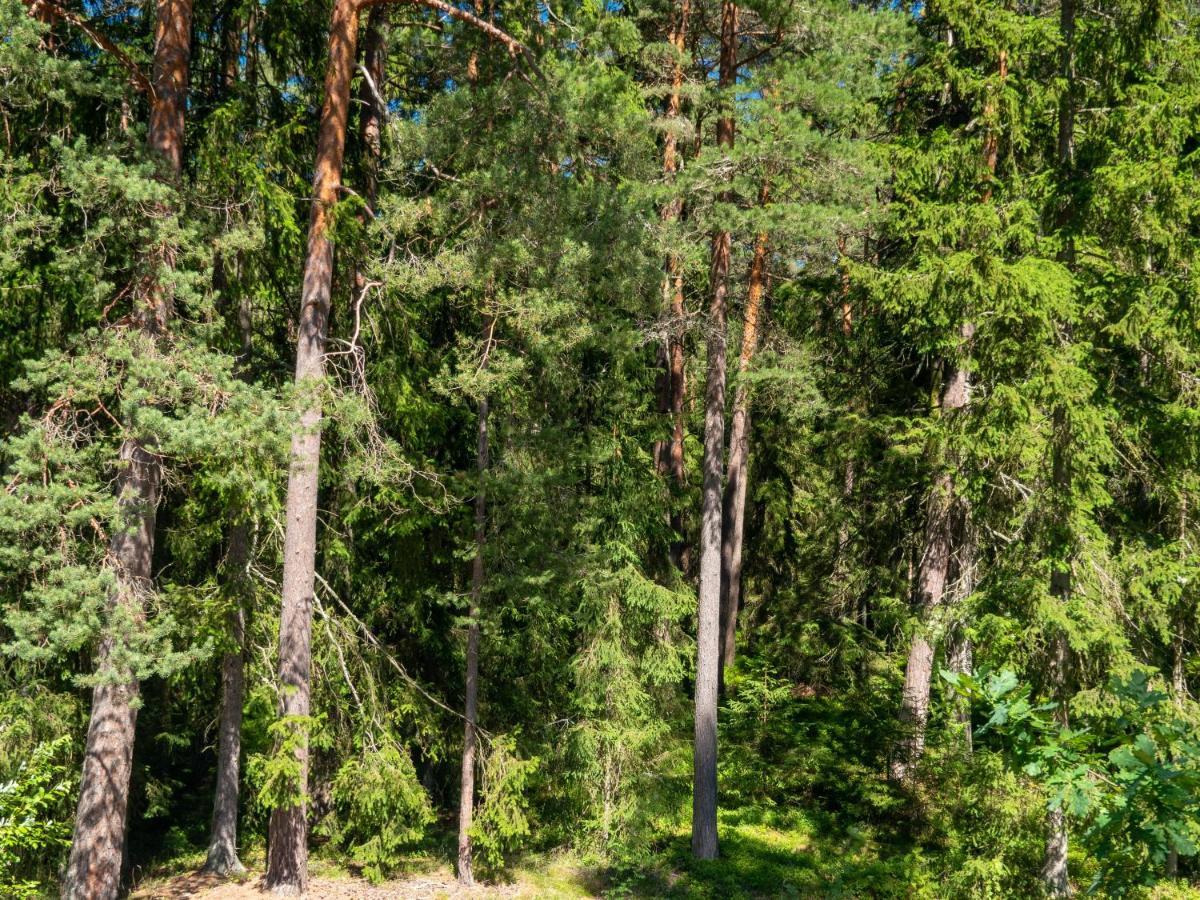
[358,0,544,80]
[24,0,155,98]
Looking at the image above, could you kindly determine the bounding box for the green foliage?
[471,736,538,871]
[0,327,286,684]
[0,736,75,898]
[251,714,319,813]
[951,668,1200,893]
[322,743,434,882]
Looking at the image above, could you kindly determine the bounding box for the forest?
[1,0,1199,896]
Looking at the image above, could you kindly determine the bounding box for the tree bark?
[206,84,252,866]
[889,341,971,784]
[719,186,768,686]
[891,43,1006,785]
[1041,632,1071,897]
[60,2,192,896]
[692,0,736,861]
[262,1,523,889]
[944,507,975,753]
[204,526,248,876]
[207,15,251,873]
[831,237,866,648]
[656,0,690,570]
[1167,548,1186,879]
[1043,4,1074,889]
[457,317,492,886]
[63,448,159,900]
[264,0,359,893]
[356,5,387,228]
[1167,626,1184,878]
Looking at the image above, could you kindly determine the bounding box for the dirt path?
[132,866,595,899]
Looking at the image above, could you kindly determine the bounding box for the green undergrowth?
[127,681,1200,898]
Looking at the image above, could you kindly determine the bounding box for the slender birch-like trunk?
[1043,2,1075,889]
[944,507,976,753]
[458,316,492,885]
[692,0,736,860]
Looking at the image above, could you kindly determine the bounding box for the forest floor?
[127,815,817,899]
[130,869,590,899]
[130,850,603,899]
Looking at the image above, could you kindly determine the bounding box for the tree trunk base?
[456,863,474,887]
[202,843,246,877]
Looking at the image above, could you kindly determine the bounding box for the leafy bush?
[950,668,1200,894]
[0,736,74,898]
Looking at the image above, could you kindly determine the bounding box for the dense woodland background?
[2,0,1200,896]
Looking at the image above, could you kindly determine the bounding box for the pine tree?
[49,0,194,894]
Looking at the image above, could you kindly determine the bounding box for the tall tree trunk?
[458,317,492,886]
[891,45,1005,786]
[1043,4,1075,890]
[890,340,972,783]
[1041,630,1071,897]
[1167,618,1185,878]
[264,0,359,892]
[656,0,690,570]
[204,527,248,876]
[355,4,386,254]
[833,235,854,596]
[206,48,251,864]
[719,185,768,686]
[61,2,192,896]
[832,237,867,654]
[262,3,522,890]
[692,0,736,861]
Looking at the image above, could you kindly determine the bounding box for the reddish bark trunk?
[61,2,192,896]
[692,0,736,861]
[148,0,191,184]
[265,0,359,892]
[719,187,768,685]
[263,2,523,889]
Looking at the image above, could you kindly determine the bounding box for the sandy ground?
[131,868,589,900]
